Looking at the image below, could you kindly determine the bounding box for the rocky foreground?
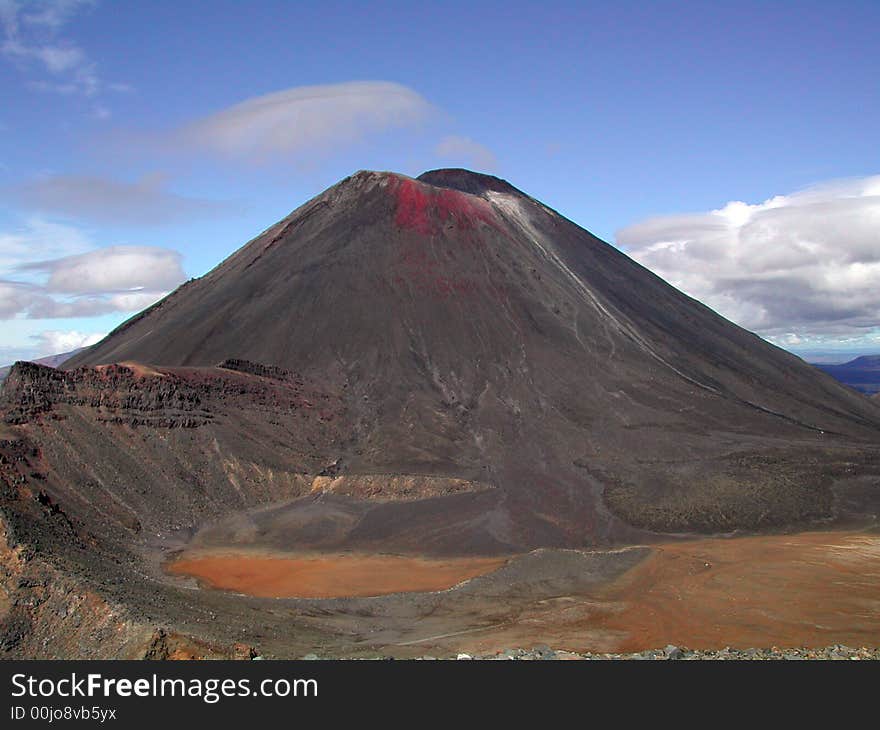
[297,645,880,661]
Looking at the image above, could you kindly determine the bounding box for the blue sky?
[1,0,879,362]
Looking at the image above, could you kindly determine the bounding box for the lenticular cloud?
[183,81,433,162]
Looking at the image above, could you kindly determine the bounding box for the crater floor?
[166,551,510,599]
[158,527,880,657]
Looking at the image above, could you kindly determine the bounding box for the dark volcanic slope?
[56,168,880,548]
[67,169,877,431]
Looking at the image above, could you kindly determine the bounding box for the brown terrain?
[435,529,880,656]
[159,529,880,655]
[598,530,880,651]
[166,551,509,599]
[1,168,880,658]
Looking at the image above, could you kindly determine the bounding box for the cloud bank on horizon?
[618,176,880,353]
[0,217,185,340]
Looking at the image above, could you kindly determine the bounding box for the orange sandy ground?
[166,531,880,652]
[454,530,880,654]
[166,551,508,598]
[594,530,880,651]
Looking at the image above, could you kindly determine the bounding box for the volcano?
[62,167,880,543]
[2,169,880,658]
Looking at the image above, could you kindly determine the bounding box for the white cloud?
[32,328,103,355]
[9,40,85,72]
[0,0,123,99]
[0,217,92,271]
[772,333,803,347]
[105,291,166,311]
[0,327,104,364]
[0,217,185,320]
[0,281,41,319]
[22,245,185,295]
[434,135,497,171]
[617,175,880,346]
[0,277,174,320]
[179,81,433,163]
[13,0,94,30]
[10,173,235,224]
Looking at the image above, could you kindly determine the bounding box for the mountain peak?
[331,169,521,200]
[417,168,521,197]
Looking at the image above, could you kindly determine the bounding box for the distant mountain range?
[813,355,880,395]
[0,348,84,383]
